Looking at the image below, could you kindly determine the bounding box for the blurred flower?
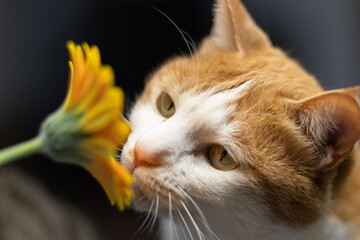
[0,41,133,210]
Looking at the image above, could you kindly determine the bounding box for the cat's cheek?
[130,184,151,212]
[128,169,162,212]
[121,148,134,172]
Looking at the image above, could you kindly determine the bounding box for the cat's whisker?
[152,7,200,84]
[181,30,197,54]
[133,199,155,236]
[184,190,214,201]
[193,215,220,240]
[178,208,195,240]
[153,226,162,240]
[152,7,194,60]
[137,194,146,201]
[181,200,206,240]
[134,211,148,229]
[113,153,121,161]
[149,194,160,232]
[185,38,198,83]
[178,187,220,240]
[181,30,200,83]
[145,208,158,233]
[120,114,133,131]
[177,47,186,59]
[134,192,148,203]
[168,192,180,240]
[175,209,189,240]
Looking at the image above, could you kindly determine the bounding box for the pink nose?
[134,139,165,168]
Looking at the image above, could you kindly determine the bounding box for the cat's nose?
[133,139,165,168]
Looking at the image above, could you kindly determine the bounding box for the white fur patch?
[123,80,254,168]
[121,78,353,240]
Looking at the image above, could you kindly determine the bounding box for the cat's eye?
[157,92,176,118]
[207,145,238,171]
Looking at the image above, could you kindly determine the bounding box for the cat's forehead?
[150,54,259,94]
[178,80,254,130]
[144,55,261,118]
[139,53,285,131]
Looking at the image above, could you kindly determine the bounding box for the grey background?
[0,0,358,239]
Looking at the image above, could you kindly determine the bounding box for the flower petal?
[94,117,131,147]
[79,88,122,133]
[81,138,114,158]
[75,65,114,114]
[84,155,133,210]
[65,41,86,110]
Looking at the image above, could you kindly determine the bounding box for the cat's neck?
[204,210,350,240]
[161,208,351,240]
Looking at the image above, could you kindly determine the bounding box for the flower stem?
[0,136,44,166]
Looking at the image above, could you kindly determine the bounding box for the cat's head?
[121,0,360,235]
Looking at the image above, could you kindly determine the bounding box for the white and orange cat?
[121,0,360,239]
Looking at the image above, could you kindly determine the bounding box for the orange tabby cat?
[121,0,360,239]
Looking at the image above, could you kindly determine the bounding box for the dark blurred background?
[0,0,358,239]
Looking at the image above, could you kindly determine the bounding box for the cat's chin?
[131,184,175,216]
[130,167,185,214]
[131,184,154,212]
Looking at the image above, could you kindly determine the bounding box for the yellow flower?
[40,41,133,210]
[0,41,132,209]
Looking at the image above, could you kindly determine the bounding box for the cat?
[121,0,360,239]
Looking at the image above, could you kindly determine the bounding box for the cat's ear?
[202,0,271,55]
[296,88,360,171]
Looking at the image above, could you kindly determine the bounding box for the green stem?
[0,136,44,166]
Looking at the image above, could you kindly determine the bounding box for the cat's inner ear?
[296,89,360,171]
[204,0,271,54]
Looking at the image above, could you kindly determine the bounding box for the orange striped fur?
[121,0,360,239]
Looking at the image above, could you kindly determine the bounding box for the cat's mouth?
[131,167,186,214]
[132,168,215,239]
[121,140,194,214]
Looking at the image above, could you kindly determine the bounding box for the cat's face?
[122,49,322,225]
[121,0,360,237]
